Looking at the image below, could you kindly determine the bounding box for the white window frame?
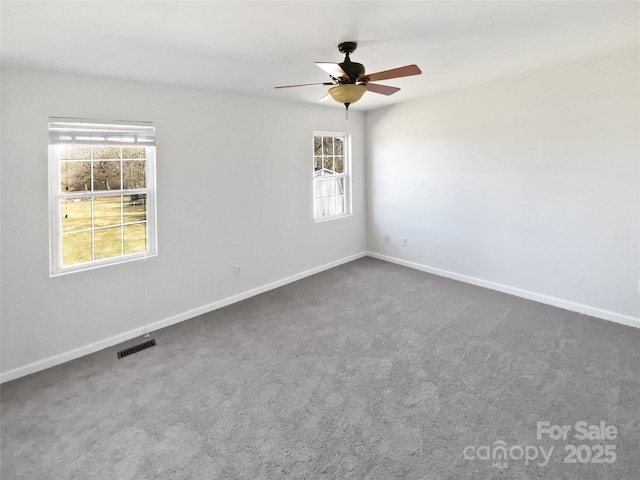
[48,118,157,276]
[313,132,352,221]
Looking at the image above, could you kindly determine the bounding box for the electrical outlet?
[234,265,241,276]
[385,234,390,243]
[401,236,407,246]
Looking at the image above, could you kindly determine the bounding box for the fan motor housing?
[337,41,365,81]
[338,60,365,82]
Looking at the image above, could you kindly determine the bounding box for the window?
[313,132,351,220]
[48,118,157,275]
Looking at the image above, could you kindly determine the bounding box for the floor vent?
[117,339,157,359]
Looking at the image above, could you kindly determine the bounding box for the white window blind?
[49,118,155,146]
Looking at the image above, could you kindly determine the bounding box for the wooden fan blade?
[315,62,349,79]
[366,83,401,96]
[363,64,422,82]
[275,82,334,89]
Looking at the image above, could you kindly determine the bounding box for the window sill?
[50,251,157,277]
[314,212,353,223]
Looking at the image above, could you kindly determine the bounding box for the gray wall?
[1,68,367,378]
[366,47,640,321]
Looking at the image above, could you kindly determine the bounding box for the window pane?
[94,227,122,260]
[314,198,324,218]
[60,146,91,160]
[93,160,121,191]
[323,137,333,155]
[334,138,343,155]
[337,177,345,194]
[124,224,147,254]
[61,161,91,192]
[335,195,345,214]
[328,197,336,216]
[324,198,332,216]
[94,196,122,227]
[124,195,147,223]
[314,178,324,199]
[62,199,92,233]
[123,160,146,189]
[92,146,120,159]
[314,156,322,171]
[334,156,343,174]
[325,178,335,197]
[122,147,146,159]
[63,231,92,265]
[314,137,322,156]
[323,158,333,171]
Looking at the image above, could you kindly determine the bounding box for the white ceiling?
[2,0,638,111]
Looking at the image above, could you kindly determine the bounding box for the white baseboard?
[367,251,640,330]
[0,251,368,384]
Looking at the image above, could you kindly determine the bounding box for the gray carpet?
[1,257,639,479]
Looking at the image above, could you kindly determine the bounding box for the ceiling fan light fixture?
[328,84,367,105]
[274,42,422,118]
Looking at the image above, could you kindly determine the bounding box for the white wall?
[366,48,640,322]
[3,47,639,380]
[0,68,366,378]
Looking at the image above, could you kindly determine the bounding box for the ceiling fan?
[275,41,422,117]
